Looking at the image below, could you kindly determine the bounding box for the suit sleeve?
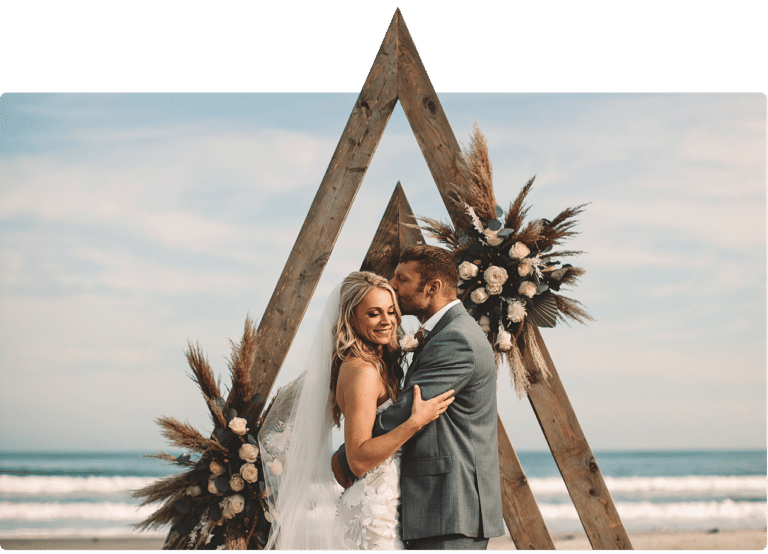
[373,328,475,437]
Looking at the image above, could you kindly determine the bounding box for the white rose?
[483,229,504,247]
[518,281,537,298]
[517,261,532,277]
[458,261,479,280]
[209,461,225,476]
[266,459,283,476]
[399,333,419,352]
[221,494,245,519]
[186,485,203,497]
[229,474,245,492]
[239,443,259,463]
[478,315,491,333]
[484,265,509,286]
[239,462,259,483]
[496,328,513,351]
[207,476,220,495]
[509,242,531,259]
[470,287,489,304]
[507,300,527,323]
[486,282,503,295]
[228,417,248,436]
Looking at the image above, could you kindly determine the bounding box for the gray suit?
[374,303,505,543]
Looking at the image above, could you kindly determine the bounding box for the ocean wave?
[528,475,766,496]
[0,475,157,494]
[538,499,767,521]
[0,501,158,521]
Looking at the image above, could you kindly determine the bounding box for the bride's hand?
[408,385,454,429]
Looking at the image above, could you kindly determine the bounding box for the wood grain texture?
[394,11,467,226]
[244,12,401,413]
[524,325,633,549]
[360,182,424,279]
[497,416,555,549]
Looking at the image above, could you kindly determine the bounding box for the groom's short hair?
[399,245,459,295]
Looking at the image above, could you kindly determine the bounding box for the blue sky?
[1,3,766,452]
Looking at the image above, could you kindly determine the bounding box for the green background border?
[0,0,768,91]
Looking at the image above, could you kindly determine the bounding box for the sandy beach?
[1,529,765,550]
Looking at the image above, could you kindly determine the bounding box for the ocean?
[0,449,765,539]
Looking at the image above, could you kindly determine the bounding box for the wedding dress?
[258,284,404,550]
[334,399,403,550]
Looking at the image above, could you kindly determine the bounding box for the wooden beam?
[244,12,400,412]
[524,325,633,549]
[497,416,555,549]
[360,182,424,279]
[394,11,466,226]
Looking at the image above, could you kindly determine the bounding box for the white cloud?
[67,247,258,294]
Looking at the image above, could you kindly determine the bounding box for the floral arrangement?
[419,125,592,396]
[133,318,273,550]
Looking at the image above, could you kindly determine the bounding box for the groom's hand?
[331,451,353,489]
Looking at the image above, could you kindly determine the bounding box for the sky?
[1,2,766,453]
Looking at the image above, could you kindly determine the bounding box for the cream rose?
[239,462,259,483]
[266,459,283,476]
[186,485,203,497]
[229,474,245,492]
[221,494,245,519]
[228,417,249,436]
[486,282,503,295]
[207,476,220,495]
[478,315,491,333]
[399,333,419,352]
[517,261,532,277]
[239,443,259,463]
[484,265,508,286]
[458,261,479,280]
[496,328,513,351]
[518,281,537,298]
[509,242,531,259]
[507,300,526,323]
[470,287,489,304]
[209,461,226,476]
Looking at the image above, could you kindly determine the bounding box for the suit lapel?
[407,303,466,373]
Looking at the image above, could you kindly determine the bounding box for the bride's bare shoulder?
[338,356,379,382]
[336,357,384,399]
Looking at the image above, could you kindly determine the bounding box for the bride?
[258,271,454,549]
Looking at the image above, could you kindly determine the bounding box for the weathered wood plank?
[523,325,633,549]
[244,12,401,413]
[394,11,467,226]
[360,182,424,279]
[497,416,555,549]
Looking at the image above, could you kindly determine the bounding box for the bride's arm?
[337,359,453,478]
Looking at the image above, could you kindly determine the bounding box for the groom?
[333,245,504,549]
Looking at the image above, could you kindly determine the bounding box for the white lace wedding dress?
[334,399,404,550]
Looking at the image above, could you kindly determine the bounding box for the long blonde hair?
[330,271,403,427]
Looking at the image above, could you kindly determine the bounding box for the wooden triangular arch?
[243,10,632,550]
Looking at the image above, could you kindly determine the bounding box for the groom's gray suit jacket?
[374,303,504,541]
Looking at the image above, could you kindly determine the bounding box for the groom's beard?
[395,291,429,321]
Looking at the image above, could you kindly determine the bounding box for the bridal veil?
[258,284,343,549]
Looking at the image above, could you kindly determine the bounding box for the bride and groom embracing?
[258,245,504,550]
